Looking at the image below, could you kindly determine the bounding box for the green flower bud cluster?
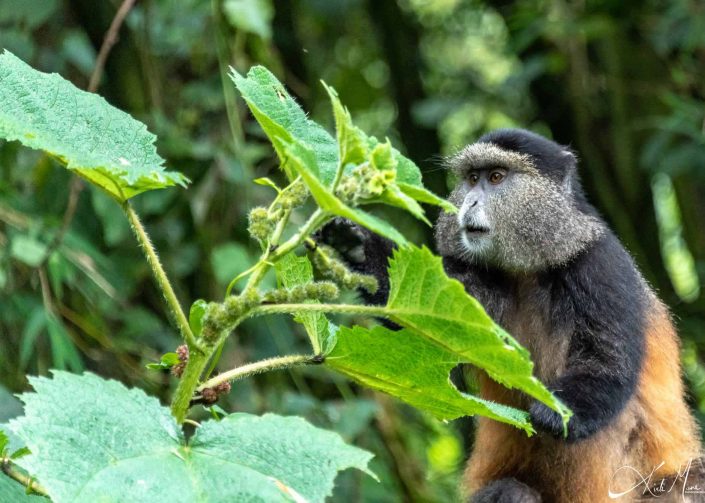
[263,281,339,304]
[248,207,275,244]
[336,163,396,204]
[201,290,262,343]
[311,245,379,294]
[278,179,309,209]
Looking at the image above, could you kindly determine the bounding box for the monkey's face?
[435,142,604,272]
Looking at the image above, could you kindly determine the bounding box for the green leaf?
[223,0,274,39]
[398,182,458,214]
[10,371,375,502]
[365,140,431,225]
[230,66,339,185]
[326,326,534,434]
[380,246,571,430]
[253,176,281,192]
[188,299,208,337]
[0,429,8,453]
[275,253,336,354]
[282,140,408,245]
[322,82,368,168]
[146,352,181,371]
[10,235,47,268]
[0,473,45,502]
[365,135,422,187]
[0,51,188,201]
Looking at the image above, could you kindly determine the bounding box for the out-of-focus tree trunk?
[364,0,444,200]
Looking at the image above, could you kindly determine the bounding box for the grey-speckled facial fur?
[436,146,604,272]
[449,142,540,177]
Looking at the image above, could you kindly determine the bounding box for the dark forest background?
[2,1,705,501]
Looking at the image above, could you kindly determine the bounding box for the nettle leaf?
[230,66,339,185]
[322,82,368,168]
[378,246,571,430]
[0,51,188,201]
[230,65,455,217]
[275,253,336,354]
[10,372,374,502]
[327,326,534,433]
[282,139,408,245]
[188,299,208,337]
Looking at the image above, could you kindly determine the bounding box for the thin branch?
[248,302,387,319]
[198,354,315,391]
[1,457,47,497]
[122,202,201,352]
[36,0,137,269]
[88,0,138,92]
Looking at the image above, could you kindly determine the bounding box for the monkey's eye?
[468,173,480,186]
[488,171,505,184]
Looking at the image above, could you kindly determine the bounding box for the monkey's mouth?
[464,224,490,237]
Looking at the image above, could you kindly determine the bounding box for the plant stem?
[122,202,200,352]
[249,303,388,318]
[1,457,47,496]
[171,347,210,423]
[240,208,332,297]
[198,354,314,391]
[171,210,332,422]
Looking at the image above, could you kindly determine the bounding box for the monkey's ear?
[561,149,578,193]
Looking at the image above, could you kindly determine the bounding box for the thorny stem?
[122,202,201,352]
[1,457,47,496]
[198,354,315,391]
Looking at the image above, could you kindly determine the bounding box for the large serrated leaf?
[230,66,436,199]
[0,51,188,201]
[326,325,534,434]
[10,371,375,502]
[379,246,572,428]
[230,65,339,185]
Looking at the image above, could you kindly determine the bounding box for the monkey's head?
[435,129,605,272]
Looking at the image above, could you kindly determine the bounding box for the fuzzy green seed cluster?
[248,206,275,244]
[201,290,262,343]
[263,281,339,304]
[311,245,379,294]
[336,162,396,204]
[278,179,309,209]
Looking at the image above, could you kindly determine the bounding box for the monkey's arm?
[528,235,647,442]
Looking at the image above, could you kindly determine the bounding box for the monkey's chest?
[502,297,572,384]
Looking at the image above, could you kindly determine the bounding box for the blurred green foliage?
[1,0,705,501]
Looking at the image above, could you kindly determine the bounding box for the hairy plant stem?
[241,208,332,296]
[171,208,333,423]
[170,347,210,423]
[1,457,47,496]
[198,354,314,391]
[250,303,388,318]
[122,202,201,352]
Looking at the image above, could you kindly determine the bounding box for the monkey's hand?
[313,218,396,306]
[314,217,371,266]
[528,399,574,441]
